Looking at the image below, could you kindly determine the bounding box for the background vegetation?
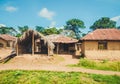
[0,17,120,39]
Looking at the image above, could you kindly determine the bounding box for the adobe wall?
[82,41,120,60]
[0,39,7,48]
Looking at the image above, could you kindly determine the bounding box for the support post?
[16,43,18,56]
[32,32,34,56]
[57,43,59,54]
[48,45,49,56]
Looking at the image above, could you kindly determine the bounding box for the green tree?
[0,26,17,35]
[65,18,85,39]
[43,27,59,35]
[35,26,45,34]
[90,17,116,30]
[18,25,29,34]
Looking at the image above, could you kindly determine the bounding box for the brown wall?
[81,40,120,60]
[0,39,7,48]
[108,41,120,50]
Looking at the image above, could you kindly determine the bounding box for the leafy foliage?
[18,25,29,34]
[65,18,85,39]
[90,17,116,30]
[36,26,63,35]
[35,26,45,33]
[0,26,17,36]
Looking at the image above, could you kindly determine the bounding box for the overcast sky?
[0,0,120,32]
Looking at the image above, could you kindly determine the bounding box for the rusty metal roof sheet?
[81,29,120,41]
[0,34,16,41]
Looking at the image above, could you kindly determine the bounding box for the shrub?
[78,58,96,68]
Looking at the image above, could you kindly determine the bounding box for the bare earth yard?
[0,49,120,76]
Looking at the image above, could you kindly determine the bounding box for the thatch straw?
[17,30,55,52]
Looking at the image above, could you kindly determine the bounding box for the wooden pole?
[32,32,34,56]
[16,42,18,56]
[48,44,49,56]
[57,43,59,54]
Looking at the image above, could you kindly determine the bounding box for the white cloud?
[49,21,56,28]
[0,24,6,27]
[110,16,120,22]
[38,8,55,20]
[5,6,17,12]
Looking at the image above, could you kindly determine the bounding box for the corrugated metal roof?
[0,34,16,41]
[46,34,78,43]
[81,29,120,41]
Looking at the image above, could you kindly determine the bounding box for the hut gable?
[81,29,120,41]
[17,30,54,55]
[46,34,78,43]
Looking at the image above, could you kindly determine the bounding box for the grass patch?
[0,70,120,84]
[69,58,120,71]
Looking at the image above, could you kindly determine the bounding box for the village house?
[46,34,80,56]
[0,34,16,49]
[80,29,120,60]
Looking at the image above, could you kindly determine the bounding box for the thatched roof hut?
[46,34,79,55]
[16,30,54,56]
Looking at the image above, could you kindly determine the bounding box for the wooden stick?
[32,31,34,56]
[57,43,59,54]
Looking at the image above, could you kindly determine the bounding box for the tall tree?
[18,25,29,34]
[64,18,85,39]
[90,17,116,30]
[0,26,17,35]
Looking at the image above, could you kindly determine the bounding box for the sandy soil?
[0,48,13,59]
[0,50,120,76]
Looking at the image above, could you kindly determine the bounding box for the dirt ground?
[0,49,120,76]
[0,48,79,66]
[0,48,13,59]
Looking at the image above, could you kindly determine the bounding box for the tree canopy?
[0,26,17,35]
[64,18,85,39]
[90,17,116,30]
[35,26,62,35]
[35,26,45,33]
[18,26,29,34]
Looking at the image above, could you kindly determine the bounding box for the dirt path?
[0,64,120,76]
[0,54,120,76]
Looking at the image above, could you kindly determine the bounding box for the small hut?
[16,30,54,56]
[46,34,80,55]
[0,34,16,49]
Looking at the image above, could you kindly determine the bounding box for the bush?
[78,58,96,68]
[70,58,120,71]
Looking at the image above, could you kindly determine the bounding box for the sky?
[0,0,120,33]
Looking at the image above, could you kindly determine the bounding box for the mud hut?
[16,30,54,56]
[0,34,16,49]
[80,29,120,60]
